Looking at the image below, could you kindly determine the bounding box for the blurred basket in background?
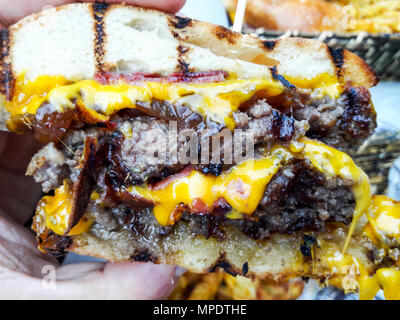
[247,28,400,81]
[354,130,400,195]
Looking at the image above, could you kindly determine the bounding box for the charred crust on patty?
[270,109,295,142]
[197,163,224,176]
[92,2,110,73]
[0,28,14,101]
[338,85,376,141]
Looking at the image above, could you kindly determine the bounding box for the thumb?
[4,261,176,300]
[54,261,177,299]
[0,212,177,300]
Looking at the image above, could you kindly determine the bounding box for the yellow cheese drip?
[38,138,370,243]
[363,195,400,249]
[310,240,400,300]
[357,263,382,300]
[4,72,345,132]
[129,146,293,226]
[358,267,400,300]
[375,269,400,300]
[286,73,342,98]
[38,141,400,300]
[126,138,369,228]
[37,180,93,236]
[358,195,400,300]
[299,138,371,252]
[5,75,284,130]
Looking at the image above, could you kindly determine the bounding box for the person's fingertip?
[165,0,187,14]
[102,262,176,299]
[136,263,177,299]
[114,0,186,14]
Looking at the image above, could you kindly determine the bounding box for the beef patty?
[87,158,355,242]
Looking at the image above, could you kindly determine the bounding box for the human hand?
[0,0,186,300]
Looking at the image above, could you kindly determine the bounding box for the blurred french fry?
[224,274,257,300]
[169,270,304,300]
[188,272,224,300]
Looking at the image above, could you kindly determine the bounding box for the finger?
[0,213,177,299]
[0,0,74,26]
[0,213,58,279]
[0,0,186,27]
[52,262,177,299]
[81,0,186,14]
[3,261,177,299]
[0,132,42,174]
[0,132,7,155]
[0,133,42,224]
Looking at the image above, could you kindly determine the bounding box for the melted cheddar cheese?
[300,139,371,252]
[356,196,400,300]
[34,139,400,299]
[6,75,284,130]
[20,73,398,299]
[363,195,400,249]
[125,138,370,228]
[4,73,344,133]
[36,180,93,236]
[40,138,369,233]
[286,73,341,99]
[306,238,400,300]
[357,267,400,300]
[128,146,293,226]
[356,264,400,300]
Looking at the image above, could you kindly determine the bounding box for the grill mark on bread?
[170,30,181,40]
[270,66,296,90]
[242,262,249,276]
[0,28,14,100]
[92,3,109,73]
[131,249,158,263]
[209,253,240,276]
[262,40,276,50]
[177,44,191,74]
[169,16,193,29]
[213,25,239,45]
[328,46,344,78]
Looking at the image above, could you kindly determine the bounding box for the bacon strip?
[149,164,194,191]
[66,137,97,234]
[95,70,229,85]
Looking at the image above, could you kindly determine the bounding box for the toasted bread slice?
[0,3,377,129]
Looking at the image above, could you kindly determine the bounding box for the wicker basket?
[246,28,400,81]
[354,130,400,194]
